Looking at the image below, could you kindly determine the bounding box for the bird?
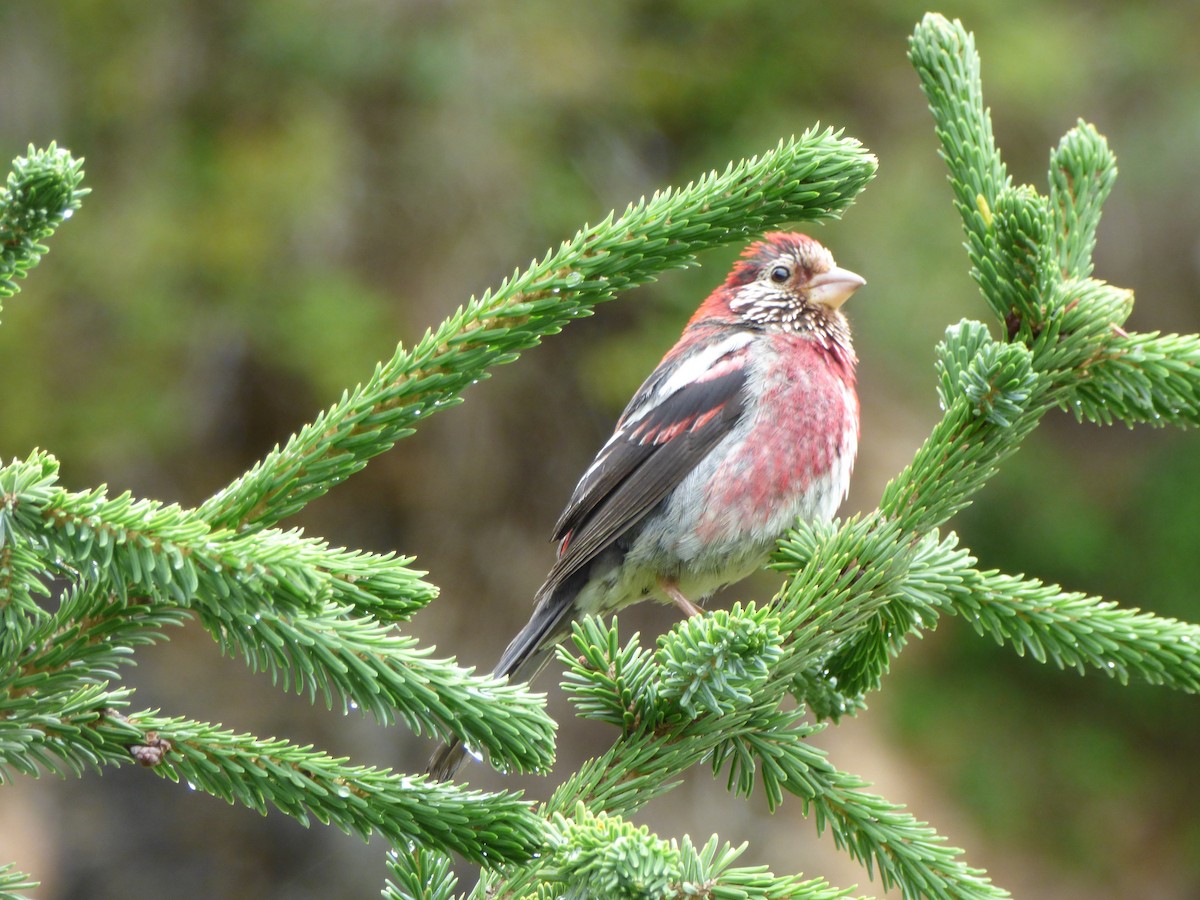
[428,231,864,780]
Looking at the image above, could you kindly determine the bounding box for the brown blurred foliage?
[2,2,1199,898]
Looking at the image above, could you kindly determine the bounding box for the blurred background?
[2,1,1199,897]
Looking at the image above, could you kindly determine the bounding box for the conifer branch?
[782,523,1200,696]
[879,326,1046,534]
[0,589,182,779]
[190,599,556,773]
[0,143,87,317]
[384,846,460,900]
[198,129,877,533]
[521,489,1200,897]
[0,450,555,772]
[952,566,1200,690]
[2,590,551,861]
[797,16,1181,730]
[473,809,859,900]
[1064,330,1200,427]
[90,710,546,866]
[523,577,1009,900]
[0,863,38,899]
[908,14,1009,324]
[1048,121,1117,281]
[1,451,437,623]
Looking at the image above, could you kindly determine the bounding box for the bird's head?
[690,232,865,347]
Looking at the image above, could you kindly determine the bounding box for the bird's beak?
[807,266,866,310]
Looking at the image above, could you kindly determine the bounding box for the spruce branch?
[476,809,859,900]
[987,186,1056,337]
[799,14,1194,753]
[3,582,557,790]
[543,803,684,899]
[199,129,877,533]
[383,846,460,900]
[558,617,656,732]
[531,525,1172,898]
[0,144,87,315]
[908,14,1009,324]
[0,682,137,780]
[654,602,783,718]
[783,522,1200,695]
[1063,330,1200,427]
[507,703,1001,899]
[0,145,558,880]
[907,13,1184,432]
[952,567,1200,690]
[191,599,556,774]
[0,541,53,650]
[0,450,437,622]
[676,835,856,900]
[776,744,998,900]
[0,589,183,780]
[521,540,1007,899]
[879,323,1046,535]
[88,710,546,866]
[0,863,38,900]
[1049,121,1117,281]
[1,450,556,771]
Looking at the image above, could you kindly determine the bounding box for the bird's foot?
[658,578,704,617]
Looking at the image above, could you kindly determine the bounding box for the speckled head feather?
[723,232,832,289]
[689,232,864,352]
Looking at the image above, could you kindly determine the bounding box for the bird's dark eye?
[769,265,790,284]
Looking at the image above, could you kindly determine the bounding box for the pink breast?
[697,338,857,541]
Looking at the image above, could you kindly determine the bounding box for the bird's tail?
[425,576,581,781]
[425,730,473,783]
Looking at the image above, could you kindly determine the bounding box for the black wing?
[545,364,747,587]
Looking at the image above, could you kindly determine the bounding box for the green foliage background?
[2,2,1199,898]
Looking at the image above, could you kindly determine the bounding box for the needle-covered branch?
[952,567,1200,690]
[0,449,556,776]
[781,522,1200,696]
[540,805,856,900]
[0,143,87,315]
[473,802,860,900]
[92,710,546,867]
[1048,121,1117,281]
[199,129,877,532]
[0,863,38,900]
[0,589,183,780]
[1065,330,1200,427]
[0,451,436,627]
[527,500,1200,897]
[524,539,1011,900]
[194,599,556,774]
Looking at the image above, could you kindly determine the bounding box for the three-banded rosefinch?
[429,232,863,779]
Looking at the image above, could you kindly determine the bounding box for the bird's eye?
[769,265,790,284]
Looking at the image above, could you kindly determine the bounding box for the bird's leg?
[657,578,704,617]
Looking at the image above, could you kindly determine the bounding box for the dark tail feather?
[425,576,581,781]
[426,733,471,782]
